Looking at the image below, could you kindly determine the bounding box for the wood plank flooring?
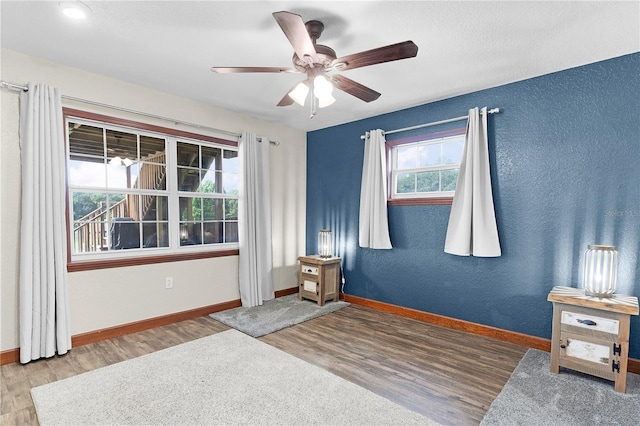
[1,304,528,426]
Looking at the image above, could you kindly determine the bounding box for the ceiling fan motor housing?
[293,44,336,72]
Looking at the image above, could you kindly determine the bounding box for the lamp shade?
[318,229,333,258]
[313,75,333,98]
[318,94,336,108]
[289,82,309,106]
[582,244,618,298]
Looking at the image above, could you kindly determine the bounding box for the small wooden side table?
[297,255,341,306]
[547,286,639,393]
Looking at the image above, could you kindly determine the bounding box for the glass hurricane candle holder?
[318,229,333,258]
[582,245,618,298]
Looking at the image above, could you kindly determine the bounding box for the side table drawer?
[301,265,318,275]
[561,311,619,334]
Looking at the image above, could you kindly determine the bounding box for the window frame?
[63,108,240,271]
[386,128,466,206]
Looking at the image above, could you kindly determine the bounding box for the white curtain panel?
[444,107,501,257]
[19,83,71,363]
[358,129,392,249]
[238,133,274,307]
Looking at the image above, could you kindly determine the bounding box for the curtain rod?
[360,107,500,140]
[1,80,280,146]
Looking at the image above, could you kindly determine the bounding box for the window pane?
[73,220,108,253]
[443,139,464,164]
[80,224,103,252]
[107,193,129,220]
[135,163,166,191]
[203,222,223,244]
[72,190,109,253]
[416,171,439,192]
[180,222,201,246]
[396,146,417,170]
[225,222,239,243]
[128,163,140,188]
[223,172,238,194]
[177,142,199,167]
[225,199,238,220]
[72,191,107,221]
[69,157,106,187]
[180,197,201,221]
[199,169,220,193]
[144,195,168,221]
[68,123,103,158]
[223,150,238,172]
[203,198,223,221]
[140,136,166,163]
[109,217,140,250]
[143,222,168,248]
[396,173,415,194]
[107,162,131,189]
[441,169,459,191]
[418,143,441,167]
[122,194,140,220]
[106,129,137,164]
[202,146,222,171]
[177,167,200,191]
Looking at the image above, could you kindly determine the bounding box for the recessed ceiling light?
[59,1,92,20]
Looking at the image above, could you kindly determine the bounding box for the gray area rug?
[481,349,640,426]
[31,329,437,425]
[209,294,350,337]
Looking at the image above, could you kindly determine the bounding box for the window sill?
[67,249,239,272]
[388,197,453,206]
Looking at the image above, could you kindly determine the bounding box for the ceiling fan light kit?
[211,11,418,118]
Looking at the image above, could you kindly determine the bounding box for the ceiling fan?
[211,11,418,116]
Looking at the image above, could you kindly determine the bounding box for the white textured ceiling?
[2,1,638,132]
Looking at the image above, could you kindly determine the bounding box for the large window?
[388,129,465,204]
[65,110,238,263]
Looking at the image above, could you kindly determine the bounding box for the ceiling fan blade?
[272,11,317,65]
[330,41,418,72]
[276,93,295,107]
[211,67,298,74]
[330,75,381,103]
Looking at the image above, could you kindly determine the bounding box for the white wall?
[0,49,307,351]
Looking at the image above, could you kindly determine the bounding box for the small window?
[388,129,465,202]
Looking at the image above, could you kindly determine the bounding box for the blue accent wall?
[306,53,640,359]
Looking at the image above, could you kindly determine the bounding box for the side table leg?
[614,375,627,393]
[615,350,629,393]
[549,303,561,374]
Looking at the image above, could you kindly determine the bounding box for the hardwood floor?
[1,305,528,425]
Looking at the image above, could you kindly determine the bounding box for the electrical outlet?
[165,277,173,289]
